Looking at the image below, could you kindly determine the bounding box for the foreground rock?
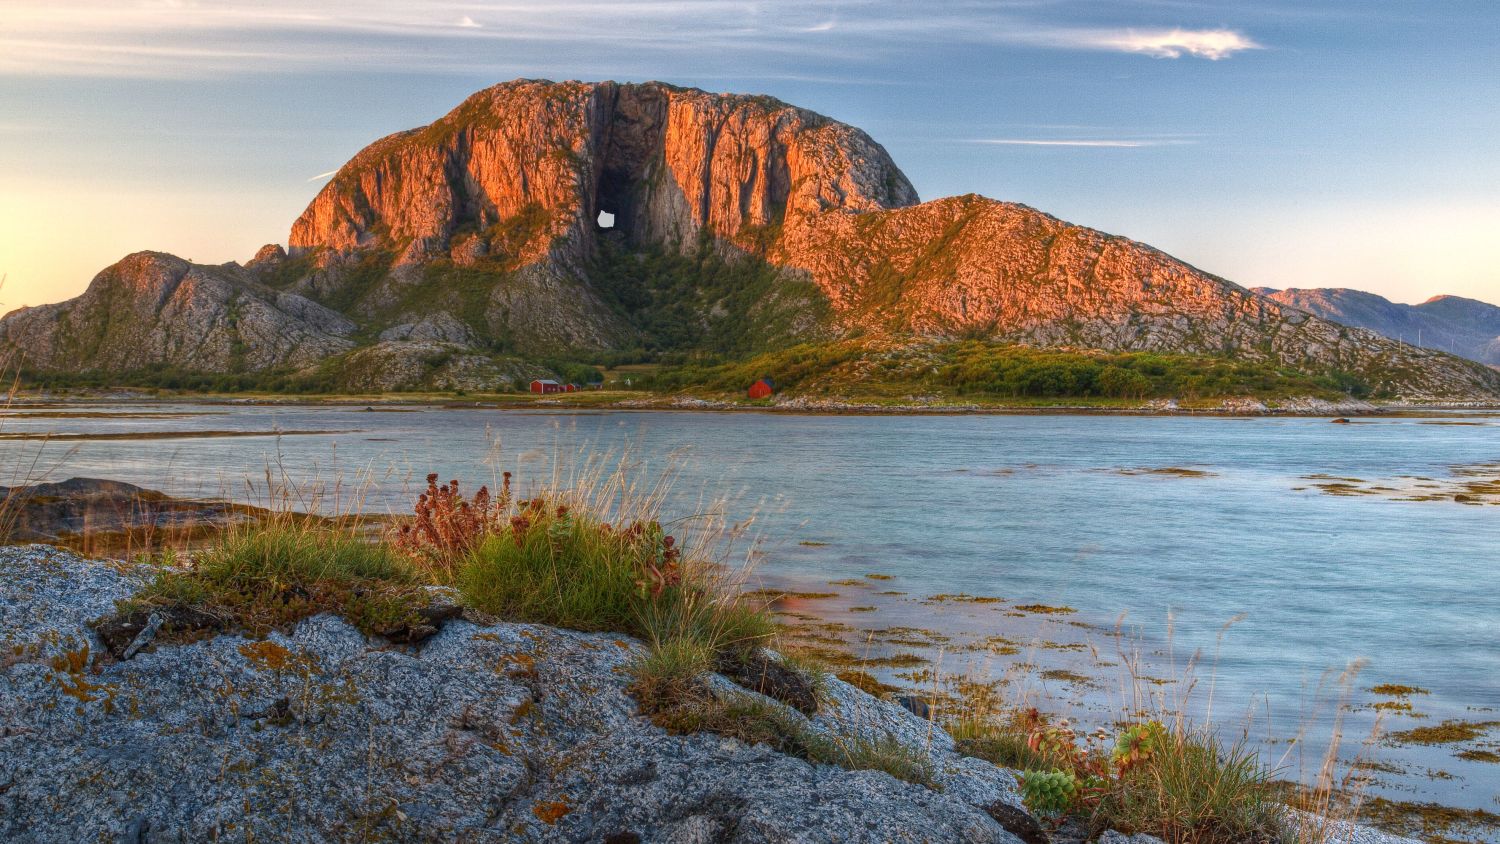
[0,478,265,546]
[0,547,1026,843]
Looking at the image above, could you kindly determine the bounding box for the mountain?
[1255,287,1500,367]
[4,78,1498,398]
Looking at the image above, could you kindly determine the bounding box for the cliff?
[3,78,1497,398]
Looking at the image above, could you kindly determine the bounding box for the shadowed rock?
[0,478,266,547]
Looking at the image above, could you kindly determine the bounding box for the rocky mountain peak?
[287,79,918,264]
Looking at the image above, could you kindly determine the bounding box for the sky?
[1,0,1498,312]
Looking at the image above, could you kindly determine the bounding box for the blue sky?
[2,0,1497,311]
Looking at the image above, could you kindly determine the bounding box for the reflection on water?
[2,402,1498,810]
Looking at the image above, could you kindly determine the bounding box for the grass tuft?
[117,517,431,640]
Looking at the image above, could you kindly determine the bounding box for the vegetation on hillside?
[590,232,829,357]
[639,337,1372,401]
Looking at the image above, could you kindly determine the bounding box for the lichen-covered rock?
[0,547,1025,843]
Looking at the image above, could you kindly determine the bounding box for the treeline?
[19,368,343,394]
[637,339,1371,400]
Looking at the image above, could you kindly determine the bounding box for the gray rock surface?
[0,547,1025,843]
[0,252,356,374]
[1097,831,1166,844]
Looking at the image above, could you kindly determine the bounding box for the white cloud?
[306,169,339,182]
[1080,28,1261,60]
[456,15,481,29]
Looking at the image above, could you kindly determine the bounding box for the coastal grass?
[641,678,937,787]
[118,516,432,639]
[1096,729,1284,844]
[950,710,1285,843]
[457,502,773,657]
[106,456,840,776]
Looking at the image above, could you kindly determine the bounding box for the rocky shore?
[0,546,1428,843]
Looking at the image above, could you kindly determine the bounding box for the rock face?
[1257,287,1500,366]
[290,80,915,262]
[0,252,354,374]
[0,547,1026,843]
[3,78,1497,397]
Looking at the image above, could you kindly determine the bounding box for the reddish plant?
[392,472,511,570]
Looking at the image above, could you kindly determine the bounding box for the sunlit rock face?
[288,79,917,262]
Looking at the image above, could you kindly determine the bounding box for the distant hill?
[1256,288,1500,366]
[4,78,1498,398]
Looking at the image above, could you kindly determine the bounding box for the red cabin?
[530,379,562,394]
[747,378,775,400]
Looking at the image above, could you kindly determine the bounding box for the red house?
[530,379,562,394]
[748,378,775,399]
[564,384,579,393]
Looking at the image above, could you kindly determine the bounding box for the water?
[4,403,1498,811]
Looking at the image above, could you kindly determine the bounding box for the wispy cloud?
[306,169,339,182]
[968,138,1190,148]
[0,1,1266,77]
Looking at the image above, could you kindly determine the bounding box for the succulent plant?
[1111,720,1169,773]
[1020,768,1079,816]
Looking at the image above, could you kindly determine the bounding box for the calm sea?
[3,403,1496,810]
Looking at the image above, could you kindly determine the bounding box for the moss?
[1371,684,1431,697]
[647,690,935,787]
[1388,720,1500,746]
[1456,749,1500,763]
[835,669,902,697]
[1014,604,1076,615]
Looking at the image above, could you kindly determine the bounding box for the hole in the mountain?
[597,210,616,229]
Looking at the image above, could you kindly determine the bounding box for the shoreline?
[8,390,1500,418]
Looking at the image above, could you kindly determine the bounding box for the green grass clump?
[644,686,935,787]
[121,519,430,639]
[952,710,1286,844]
[1095,730,1283,844]
[951,717,1065,772]
[456,498,774,657]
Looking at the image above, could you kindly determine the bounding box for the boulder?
[0,547,1028,843]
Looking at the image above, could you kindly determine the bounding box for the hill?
[1256,287,1500,366]
[4,79,1497,399]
